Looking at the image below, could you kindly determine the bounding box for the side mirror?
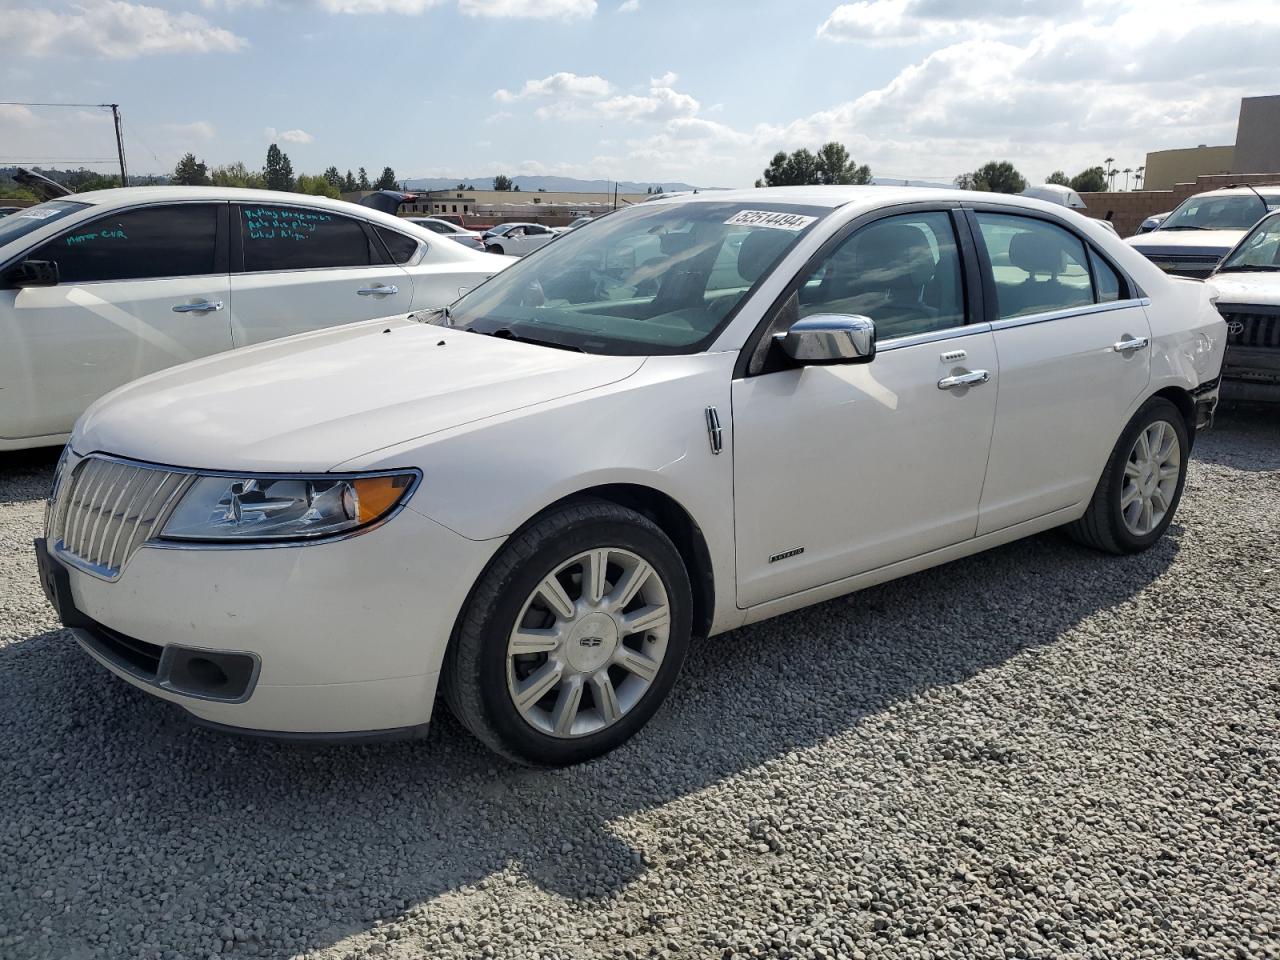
[4,259,59,289]
[774,314,876,365]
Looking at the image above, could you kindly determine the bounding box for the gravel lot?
[1,408,1277,960]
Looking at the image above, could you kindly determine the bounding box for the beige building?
[344,188,650,223]
[1142,144,1235,191]
[1142,94,1280,190]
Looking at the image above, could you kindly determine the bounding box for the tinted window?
[241,205,373,272]
[797,211,966,340]
[33,204,218,283]
[1091,249,1122,302]
[975,214,1093,320]
[376,227,419,264]
[0,200,88,245]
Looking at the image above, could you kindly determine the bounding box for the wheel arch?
[516,483,716,638]
[1150,385,1196,445]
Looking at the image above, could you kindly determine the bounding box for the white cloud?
[596,77,699,122]
[0,1,247,59]
[169,120,217,140]
[264,126,315,144]
[617,0,640,11]
[459,0,596,17]
[817,0,1084,45]
[312,0,444,12]
[494,72,613,102]
[0,104,39,127]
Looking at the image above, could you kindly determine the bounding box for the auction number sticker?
[725,210,818,231]
[17,209,59,220]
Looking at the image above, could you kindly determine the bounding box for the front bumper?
[1222,347,1280,402]
[37,505,504,737]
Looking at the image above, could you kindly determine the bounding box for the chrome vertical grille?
[47,456,192,580]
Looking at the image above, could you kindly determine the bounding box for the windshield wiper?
[484,328,584,352]
[1160,225,1212,231]
[1216,264,1280,273]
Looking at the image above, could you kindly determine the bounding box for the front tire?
[487,244,504,255]
[443,500,692,766]
[1067,396,1190,554]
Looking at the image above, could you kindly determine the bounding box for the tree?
[493,174,513,191]
[1045,170,1071,186]
[322,166,343,189]
[211,161,264,189]
[264,143,294,192]
[953,172,977,190]
[1069,166,1107,193]
[373,166,398,190]
[963,160,1027,194]
[357,167,370,190]
[172,152,211,186]
[814,142,872,185]
[513,185,521,192]
[295,174,340,198]
[342,169,357,192]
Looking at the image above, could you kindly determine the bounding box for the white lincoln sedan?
[36,187,1226,766]
[0,187,509,451]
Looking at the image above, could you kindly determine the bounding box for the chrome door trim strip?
[987,297,1151,333]
[876,322,994,353]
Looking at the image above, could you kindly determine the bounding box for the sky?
[1,0,1277,188]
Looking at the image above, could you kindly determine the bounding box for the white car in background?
[483,222,557,256]
[405,216,486,251]
[37,187,1224,765]
[1207,209,1280,400]
[0,187,510,451]
[1126,185,1280,277]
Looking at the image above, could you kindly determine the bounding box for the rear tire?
[443,499,692,766]
[1067,396,1190,554]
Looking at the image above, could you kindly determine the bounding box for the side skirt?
[739,504,1083,627]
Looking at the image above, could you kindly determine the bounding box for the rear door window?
[974,213,1094,320]
[240,204,376,272]
[375,227,420,265]
[31,204,220,283]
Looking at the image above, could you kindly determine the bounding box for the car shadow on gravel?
[2,522,1178,957]
[0,447,59,506]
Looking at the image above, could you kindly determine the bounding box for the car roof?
[644,185,1111,218]
[58,186,418,231]
[1184,185,1280,199]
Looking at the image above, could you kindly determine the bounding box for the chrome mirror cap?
[774,314,876,365]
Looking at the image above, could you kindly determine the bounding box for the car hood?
[75,318,646,472]
[1206,272,1280,307]
[1126,230,1244,257]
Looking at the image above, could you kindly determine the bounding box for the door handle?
[172,300,224,313]
[357,284,399,297]
[937,370,990,390]
[1112,336,1149,352]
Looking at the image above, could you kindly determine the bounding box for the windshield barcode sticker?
[16,209,59,220]
[724,210,817,231]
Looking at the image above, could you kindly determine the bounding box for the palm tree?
[1123,167,1133,191]
[1104,157,1115,190]
[1135,165,1145,190]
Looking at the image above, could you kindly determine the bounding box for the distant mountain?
[400,175,705,194]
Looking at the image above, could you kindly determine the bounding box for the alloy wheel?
[1120,419,1181,536]
[506,547,671,738]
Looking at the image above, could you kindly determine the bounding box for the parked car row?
[1125,184,1280,277]
[0,187,510,450]
[31,186,1226,765]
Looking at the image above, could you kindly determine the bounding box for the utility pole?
[110,103,128,187]
[613,181,618,210]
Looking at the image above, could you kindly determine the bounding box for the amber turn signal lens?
[350,475,414,524]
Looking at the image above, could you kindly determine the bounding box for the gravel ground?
[1,407,1278,960]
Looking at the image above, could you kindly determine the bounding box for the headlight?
[160,472,417,542]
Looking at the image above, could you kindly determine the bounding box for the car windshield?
[440,201,827,355]
[0,199,88,246]
[1218,213,1280,272]
[1159,193,1273,232]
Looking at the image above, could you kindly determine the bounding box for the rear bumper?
[1191,376,1221,429]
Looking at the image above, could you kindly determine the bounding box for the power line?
[0,101,114,109]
